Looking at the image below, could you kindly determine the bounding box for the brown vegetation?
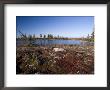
[16,44,94,74]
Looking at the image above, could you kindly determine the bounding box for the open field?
[16,44,94,74]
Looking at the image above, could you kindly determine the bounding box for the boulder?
[53,48,65,52]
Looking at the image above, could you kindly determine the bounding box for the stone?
[53,48,65,52]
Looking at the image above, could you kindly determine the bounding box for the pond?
[16,39,94,46]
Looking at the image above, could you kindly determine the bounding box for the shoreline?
[16,38,94,42]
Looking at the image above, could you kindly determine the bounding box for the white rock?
[53,48,65,52]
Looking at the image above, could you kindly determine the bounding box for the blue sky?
[16,16,94,38]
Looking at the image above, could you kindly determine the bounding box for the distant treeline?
[16,30,94,42]
[17,33,71,40]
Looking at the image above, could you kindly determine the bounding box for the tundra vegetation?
[16,31,94,74]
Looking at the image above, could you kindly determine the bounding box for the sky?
[16,16,94,38]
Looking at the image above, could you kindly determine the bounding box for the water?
[16,39,94,46]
